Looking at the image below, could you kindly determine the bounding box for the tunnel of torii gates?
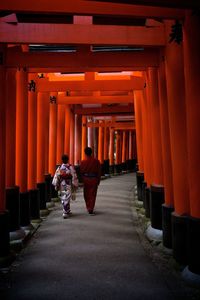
[0,0,200,279]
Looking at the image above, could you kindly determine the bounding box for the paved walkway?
[0,173,198,299]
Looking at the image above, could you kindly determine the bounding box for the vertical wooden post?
[64,104,71,156]
[49,92,57,175]
[165,20,190,264]
[69,109,75,165]
[81,115,87,160]
[56,104,65,164]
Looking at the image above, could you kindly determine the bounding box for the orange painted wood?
[57,95,134,105]
[81,116,87,160]
[0,65,6,211]
[183,12,200,218]
[69,109,75,165]
[134,90,144,172]
[15,68,28,192]
[56,104,65,165]
[0,23,165,46]
[103,125,109,161]
[109,129,114,165]
[5,69,16,187]
[98,121,104,164]
[36,78,144,92]
[64,104,71,157]
[128,131,133,160]
[165,20,189,215]
[74,114,81,165]
[27,73,37,189]
[158,53,174,207]
[143,73,153,186]
[6,47,159,70]
[88,119,94,150]
[147,67,163,185]
[122,131,126,163]
[115,131,121,165]
[36,92,49,183]
[48,93,57,175]
[0,1,185,19]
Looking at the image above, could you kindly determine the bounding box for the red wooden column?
[16,68,32,228]
[56,104,65,164]
[28,74,40,220]
[74,114,81,165]
[183,11,200,275]
[158,51,174,248]
[64,104,71,157]
[115,130,121,174]
[165,20,190,264]
[147,67,163,185]
[69,109,75,165]
[104,123,109,175]
[0,52,10,257]
[98,121,104,165]
[81,115,87,160]
[5,68,22,235]
[109,128,114,174]
[122,131,126,171]
[87,117,94,150]
[49,93,57,175]
[134,91,144,172]
[37,92,49,212]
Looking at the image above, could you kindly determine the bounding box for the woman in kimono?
[53,154,78,218]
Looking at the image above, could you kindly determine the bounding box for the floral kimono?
[52,163,78,217]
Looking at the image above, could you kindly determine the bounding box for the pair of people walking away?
[53,147,101,218]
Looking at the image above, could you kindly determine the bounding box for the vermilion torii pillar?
[81,115,87,160]
[0,51,10,257]
[104,123,109,175]
[56,104,65,164]
[74,114,81,165]
[183,11,200,276]
[122,131,127,171]
[98,121,104,165]
[64,104,71,157]
[109,128,114,174]
[16,68,32,229]
[49,92,57,175]
[87,117,94,151]
[69,109,75,165]
[37,91,49,213]
[28,73,40,221]
[165,20,190,264]
[158,51,174,248]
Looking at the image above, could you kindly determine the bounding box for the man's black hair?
[84,147,92,156]
[62,154,69,164]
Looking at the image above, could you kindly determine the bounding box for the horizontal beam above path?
[0,1,185,19]
[74,105,133,115]
[87,121,135,128]
[0,23,165,46]
[57,95,134,104]
[6,48,159,70]
[36,78,144,92]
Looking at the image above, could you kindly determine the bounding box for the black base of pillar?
[144,187,150,218]
[45,173,52,203]
[171,212,188,265]
[19,191,31,227]
[109,165,115,174]
[29,189,40,220]
[115,164,122,174]
[103,159,110,175]
[136,171,144,201]
[6,186,20,232]
[141,181,147,203]
[121,162,127,172]
[187,216,200,275]
[150,184,164,230]
[0,211,10,257]
[37,182,47,210]
[162,204,174,249]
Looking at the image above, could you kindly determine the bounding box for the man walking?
[80,147,101,215]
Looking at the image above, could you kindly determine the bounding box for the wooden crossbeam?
[0,0,185,18]
[0,23,165,46]
[57,95,134,104]
[74,105,134,115]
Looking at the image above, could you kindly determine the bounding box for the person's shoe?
[88,211,95,216]
[63,213,68,219]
